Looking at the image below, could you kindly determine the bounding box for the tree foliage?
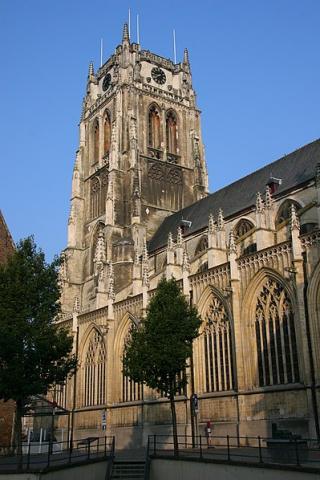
[0,237,76,451]
[123,277,201,452]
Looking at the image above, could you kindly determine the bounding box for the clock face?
[151,67,166,85]
[102,73,112,91]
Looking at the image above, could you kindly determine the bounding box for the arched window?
[166,110,178,154]
[234,219,254,239]
[83,330,106,406]
[93,119,100,163]
[122,326,142,403]
[90,177,101,219]
[234,219,256,256]
[196,294,234,392]
[195,235,208,256]
[275,200,302,227]
[148,104,161,149]
[103,111,111,156]
[255,277,300,387]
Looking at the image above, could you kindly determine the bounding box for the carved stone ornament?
[148,163,164,181]
[167,167,182,185]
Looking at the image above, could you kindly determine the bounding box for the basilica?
[56,24,320,447]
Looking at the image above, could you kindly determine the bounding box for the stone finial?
[142,262,149,287]
[122,22,130,43]
[134,249,140,265]
[108,263,115,300]
[265,186,273,209]
[88,61,94,77]
[142,240,148,263]
[228,231,237,255]
[217,209,224,231]
[167,232,174,250]
[183,48,190,65]
[73,296,80,313]
[290,204,300,231]
[256,192,264,213]
[94,230,106,265]
[176,226,183,247]
[182,249,190,272]
[208,213,215,234]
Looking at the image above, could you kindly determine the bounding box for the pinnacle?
[183,48,190,65]
[88,61,94,77]
[122,22,130,43]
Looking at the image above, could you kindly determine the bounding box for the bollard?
[227,435,230,461]
[258,436,263,463]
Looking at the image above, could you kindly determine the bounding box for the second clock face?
[102,73,112,91]
[151,67,166,85]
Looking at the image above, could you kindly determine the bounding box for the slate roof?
[148,138,320,253]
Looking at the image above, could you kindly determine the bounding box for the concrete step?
[111,461,145,479]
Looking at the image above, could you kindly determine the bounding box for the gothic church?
[57,24,320,447]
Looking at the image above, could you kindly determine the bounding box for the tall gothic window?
[148,104,161,149]
[93,119,100,163]
[103,111,111,156]
[195,235,208,256]
[196,295,234,393]
[166,110,178,154]
[83,330,106,406]
[275,200,302,227]
[234,219,254,239]
[90,177,101,219]
[255,278,300,387]
[122,327,142,402]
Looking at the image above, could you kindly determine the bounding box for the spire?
[217,209,224,231]
[167,232,174,250]
[88,61,94,77]
[94,230,106,265]
[176,226,183,247]
[183,48,190,65]
[256,192,264,213]
[182,249,190,272]
[73,296,80,313]
[290,204,300,231]
[122,22,130,43]
[142,240,148,263]
[228,231,237,255]
[208,213,215,234]
[265,185,273,209]
[108,263,115,300]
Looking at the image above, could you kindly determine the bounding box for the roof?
[148,138,320,252]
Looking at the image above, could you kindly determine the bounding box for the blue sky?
[0,0,319,260]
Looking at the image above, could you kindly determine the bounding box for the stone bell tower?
[62,24,208,311]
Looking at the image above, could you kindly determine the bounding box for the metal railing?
[147,434,320,470]
[0,435,115,473]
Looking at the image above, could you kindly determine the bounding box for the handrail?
[145,434,320,470]
[0,435,115,474]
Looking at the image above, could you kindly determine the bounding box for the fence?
[0,435,115,473]
[147,434,320,469]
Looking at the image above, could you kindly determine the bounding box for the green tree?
[0,237,76,457]
[123,277,201,454]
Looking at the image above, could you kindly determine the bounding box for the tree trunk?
[14,399,23,470]
[169,392,178,456]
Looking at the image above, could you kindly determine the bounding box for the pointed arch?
[195,235,208,256]
[93,117,100,164]
[242,268,300,388]
[103,110,111,157]
[307,260,320,382]
[166,109,178,154]
[234,218,255,239]
[194,286,234,393]
[80,325,106,407]
[233,218,256,256]
[114,313,142,403]
[148,103,161,149]
[275,199,302,227]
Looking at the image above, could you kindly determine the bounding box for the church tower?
[63,24,208,310]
